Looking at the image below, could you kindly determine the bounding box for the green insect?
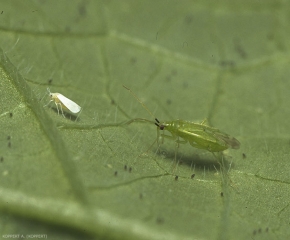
[123,86,240,156]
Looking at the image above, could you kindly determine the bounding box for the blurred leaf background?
[0,1,289,239]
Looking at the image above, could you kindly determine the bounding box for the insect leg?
[159,132,177,143]
[53,102,59,115]
[58,103,65,118]
[200,119,208,125]
[156,128,177,151]
[156,127,162,152]
[54,102,65,118]
[43,99,53,108]
[156,127,159,143]
[172,137,179,174]
[171,137,187,174]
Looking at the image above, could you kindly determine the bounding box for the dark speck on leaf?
[130,57,137,64]
[156,217,164,224]
[78,3,87,16]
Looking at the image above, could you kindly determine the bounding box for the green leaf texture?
[0,1,289,239]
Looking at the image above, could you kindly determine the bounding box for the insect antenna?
[46,87,51,95]
[124,118,156,125]
[123,85,160,124]
[154,118,161,127]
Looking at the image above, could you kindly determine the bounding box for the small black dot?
[242,153,246,159]
[171,69,177,76]
[114,171,118,176]
[48,79,53,84]
[124,165,127,171]
[0,157,3,162]
[129,167,132,173]
[165,75,171,82]
[9,112,13,117]
[220,192,223,197]
[8,142,11,148]
[175,175,178,181]
[156,217,164,224]
[130,57,137,64]
[191,173,195,179]
[7,136,11,140]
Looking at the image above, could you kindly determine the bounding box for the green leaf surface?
[0,1,289,239]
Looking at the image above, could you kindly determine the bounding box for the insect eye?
[160,125,165,130]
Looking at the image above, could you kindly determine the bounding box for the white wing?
[57,94,81,113]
